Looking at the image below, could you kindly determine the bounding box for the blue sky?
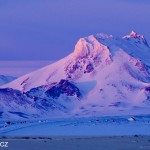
[0,0,150,60]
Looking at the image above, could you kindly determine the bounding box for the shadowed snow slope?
[1,31,150,119]
[0,75,16,86]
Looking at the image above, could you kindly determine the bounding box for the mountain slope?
[3,31,150,91]
[0,75,16,86]
[1,31,150,119]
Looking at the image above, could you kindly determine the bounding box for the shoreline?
[0,134,149,139]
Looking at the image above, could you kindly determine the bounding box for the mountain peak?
[95,33,113,39]
[123,31,145,39]
[130,30,138,36]
[123,31,149,47]
[130,30,144,39]
[123,30,145,40]
[73,35,110,59]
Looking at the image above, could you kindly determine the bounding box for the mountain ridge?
[1,31,150,119]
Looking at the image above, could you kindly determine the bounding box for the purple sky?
[0,0,150,61]
[0,61,52,77]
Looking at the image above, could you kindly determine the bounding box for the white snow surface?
[0,116,150,136]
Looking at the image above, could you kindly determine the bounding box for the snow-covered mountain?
[1,31,150,119]
[0,75,16,86]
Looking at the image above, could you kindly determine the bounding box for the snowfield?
[0,115,150,136]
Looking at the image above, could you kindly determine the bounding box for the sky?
[0,61,52,77]
[0,0,150,61]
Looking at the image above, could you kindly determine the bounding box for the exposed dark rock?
[5,121,11,125]
[85,63,94,73]
[45,79,81,98]
[145,87,150,92]
[26,86,46,99]
[0,88,31,105]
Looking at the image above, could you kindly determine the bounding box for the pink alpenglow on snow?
[0,31,150,119]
